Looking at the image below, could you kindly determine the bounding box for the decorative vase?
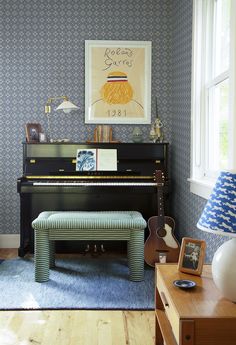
[132,127,143,143]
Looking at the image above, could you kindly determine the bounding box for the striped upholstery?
[32,211,146,283]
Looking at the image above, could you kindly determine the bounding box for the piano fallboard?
[22,142,168,176]
[17,142,170,256]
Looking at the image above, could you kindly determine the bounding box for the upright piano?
[17,142,169,257]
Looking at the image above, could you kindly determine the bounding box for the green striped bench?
[32,211,146,283]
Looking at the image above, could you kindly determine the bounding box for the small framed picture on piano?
[25,123,42,143]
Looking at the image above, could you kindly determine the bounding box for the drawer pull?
[160,291,169,307]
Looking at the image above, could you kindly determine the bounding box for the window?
[190,0,236,199]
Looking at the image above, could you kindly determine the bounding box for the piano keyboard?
[33,181,156,186]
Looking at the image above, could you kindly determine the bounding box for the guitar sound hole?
[157,228,167,237]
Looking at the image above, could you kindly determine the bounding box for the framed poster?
[85,40,152,124]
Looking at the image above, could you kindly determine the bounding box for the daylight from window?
[206,0,230,175]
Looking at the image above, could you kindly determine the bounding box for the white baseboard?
[0,234,20,248]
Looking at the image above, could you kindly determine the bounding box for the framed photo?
[85,40,152,124]
[178,237,206,276]
[25,123,42,143]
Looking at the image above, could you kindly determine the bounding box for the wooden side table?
[155,264,236,345]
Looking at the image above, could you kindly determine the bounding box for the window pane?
[213,0,230,76]
[208,78,229,173]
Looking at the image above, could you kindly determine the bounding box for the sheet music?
[97,149,117,171]
[76,149,117,171]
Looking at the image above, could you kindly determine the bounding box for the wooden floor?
[0,249,155,345]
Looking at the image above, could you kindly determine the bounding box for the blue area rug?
[0,254,154,310]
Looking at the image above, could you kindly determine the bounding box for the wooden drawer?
[156,272,179,343]
[155,309,177,345]
[155,264,236,345]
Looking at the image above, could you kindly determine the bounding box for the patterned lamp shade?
[197,171,236,237]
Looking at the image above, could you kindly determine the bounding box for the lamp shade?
[56,100,78,114]
[197,171,236,301]
[197,171,236,237]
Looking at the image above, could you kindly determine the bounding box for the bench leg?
[128,229,144,282]
[35,229,50,282]
[49,240,55,268]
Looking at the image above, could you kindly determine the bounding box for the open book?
[76,149,117,171]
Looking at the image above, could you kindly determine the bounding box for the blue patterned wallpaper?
[170,0,226,261]
[0,0,225,261]
[0,0,173,235]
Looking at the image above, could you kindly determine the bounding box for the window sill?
[188,178,215,200]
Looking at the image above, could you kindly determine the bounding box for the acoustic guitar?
[144,170,180,267]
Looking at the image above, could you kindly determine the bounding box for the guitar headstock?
[154,170,165,186]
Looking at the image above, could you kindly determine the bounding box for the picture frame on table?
[178,237,206,276]
[25,123,42,143]
[85,40,152,124]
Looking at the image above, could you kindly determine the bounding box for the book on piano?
[76,149,117,171]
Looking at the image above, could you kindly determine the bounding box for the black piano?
[17,142,169,257]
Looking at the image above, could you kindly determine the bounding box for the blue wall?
[0,0,173,235]
[170,0,226,261]
[0,0,225,261]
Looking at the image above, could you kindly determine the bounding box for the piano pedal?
[82,244,105,256]
[92,244,100,257]
[82,244,90,256]
[100,244,106,253]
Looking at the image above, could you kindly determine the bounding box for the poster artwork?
[85,41,151,124]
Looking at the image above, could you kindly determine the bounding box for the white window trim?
[190,0,236,199]
[229,0,236,170]
[188,177,214,199]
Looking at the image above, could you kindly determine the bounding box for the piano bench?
[32,211,146,283]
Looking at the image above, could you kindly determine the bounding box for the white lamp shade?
[56,100,78,114]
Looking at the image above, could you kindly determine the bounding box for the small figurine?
[154,118,164,142]
[149,117,164,143]
[149,124,157,142]
[150,98,164,143]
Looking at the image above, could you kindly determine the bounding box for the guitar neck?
[157,188,165,227]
